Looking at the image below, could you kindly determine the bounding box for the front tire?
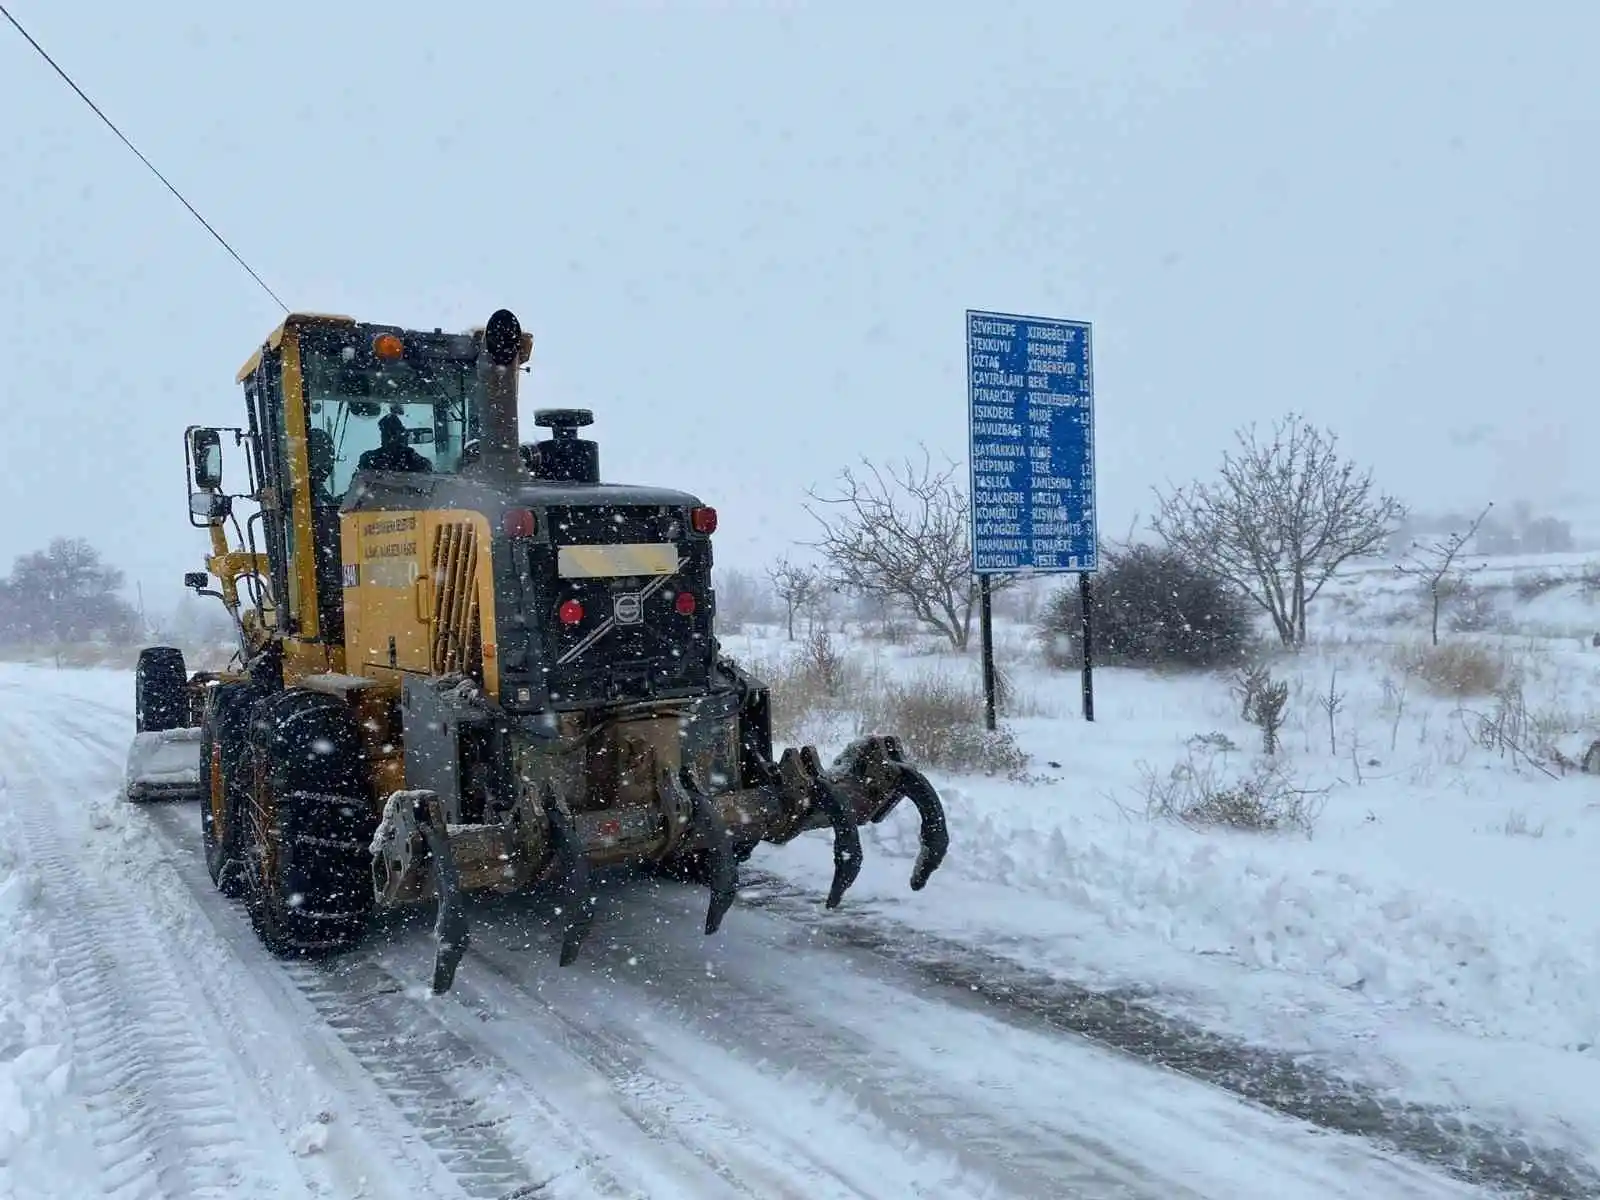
[135,647,188,732]
[240,689,375,957]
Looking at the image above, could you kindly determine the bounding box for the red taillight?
[502,508,536,538]
[558,598,584,625]
[674,590,697,616]
[690,506,717,535]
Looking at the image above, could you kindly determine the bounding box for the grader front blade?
[123,727,205,802]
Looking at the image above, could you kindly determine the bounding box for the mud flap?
[801,746,864,909]
[414,793,469,995]
[544,788,596,966]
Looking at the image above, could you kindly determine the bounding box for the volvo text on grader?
[125,308,949,991]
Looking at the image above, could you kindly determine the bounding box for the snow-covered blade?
[123,727,204,802]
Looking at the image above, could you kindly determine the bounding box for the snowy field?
[721,552,1600,1189]
[1,553,1598,1197]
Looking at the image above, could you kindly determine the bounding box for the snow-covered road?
[0,674,1501,1199]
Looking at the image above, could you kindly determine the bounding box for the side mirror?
[190,492,231,523]
[190,428,223,492]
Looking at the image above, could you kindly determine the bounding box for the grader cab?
[127,308,949,992]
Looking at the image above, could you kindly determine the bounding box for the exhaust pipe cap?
[484,308,522,366]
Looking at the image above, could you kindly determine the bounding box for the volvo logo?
[613,592,644,625]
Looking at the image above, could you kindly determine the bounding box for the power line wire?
[0,3,290,313]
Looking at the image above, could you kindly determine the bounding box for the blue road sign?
[966,309,1096,574]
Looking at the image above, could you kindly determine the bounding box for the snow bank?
[862,784,1600,1052]
[742,613,1600,1166]
[728,618,1600,1055]
[0,828,99,1199]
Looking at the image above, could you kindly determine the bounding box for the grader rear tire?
[241,689,375,958]
[135,647,188,733]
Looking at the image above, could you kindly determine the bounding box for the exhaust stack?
[474,308,525,480]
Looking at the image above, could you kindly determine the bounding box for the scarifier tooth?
[893,763,950,891]
[415,794,469,995]
[544,790,595,966]
[667,768,738,935]
[810,774,864,910]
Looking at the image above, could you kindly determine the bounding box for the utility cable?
[0,3,290,313]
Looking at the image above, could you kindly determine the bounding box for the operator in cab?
[358,409,433,474]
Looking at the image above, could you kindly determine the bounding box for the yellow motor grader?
[126,307,948,991]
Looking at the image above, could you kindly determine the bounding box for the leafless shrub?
[1139,752,1325,835]
[1443,580,1500,634]
[1188,730,1240,754]
[1232,662,1271,719]
[1460,681,1571,777]
[1318,669,1345,755]
[1391,640,1509,697]
[863,619,913,646]
[1581,740,1600,775]
[759,649,865,743]
[990,660,1014,715]
[1512,570,1565,603]
[1037,544,1256,671]
[797,625,848,695]
[1394,501,1492,645]
[861,673,1029,778]
[1246,675,1290,755]
[1379,674,1409,753]
[1526,705,1583,768]
[1497,809,1546,838]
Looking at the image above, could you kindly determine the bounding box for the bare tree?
[0,537,138,647]
[1394,501,1493,646]
[1152,413,1404,647]
[714,566,781,630]
[806,449,988,651]
[766,556,821,641]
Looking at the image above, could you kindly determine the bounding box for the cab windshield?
[301,345,480,505]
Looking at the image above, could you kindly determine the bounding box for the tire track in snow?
[732,871,1600,1200]
[278,954,628,1200]
[458,882,1481,1200]
[433,940,914,1200]
[20,700,566,1200]
[3,732,298,1199]
[454,931,1076,1200]
[130,804,628,1200]
[46,698,652,1199]
[152,801,898,1200]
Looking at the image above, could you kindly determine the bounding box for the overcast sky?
[1,0,1594,611]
